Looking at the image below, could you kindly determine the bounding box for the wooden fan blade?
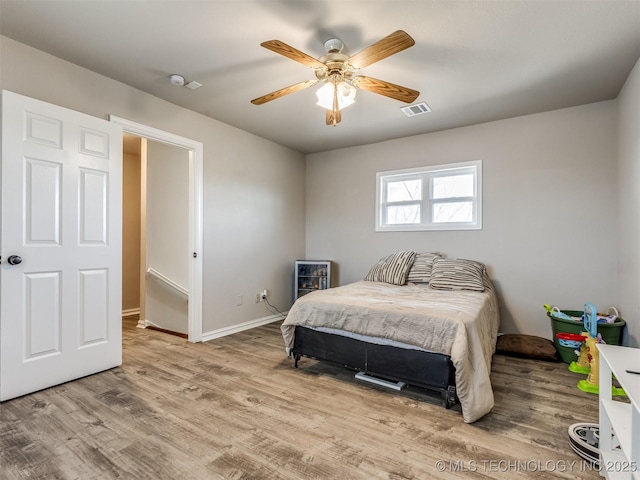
[326,84,341,126]
[326,109,341,126]
[349,30,415,70]
[261,40,326,69]
[352,76,419,103]
[251,80,319,105]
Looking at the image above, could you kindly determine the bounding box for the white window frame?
[375,160,482,232]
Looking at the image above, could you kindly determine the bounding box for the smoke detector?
[170,74,185,86]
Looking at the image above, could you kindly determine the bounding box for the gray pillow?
[364,251,417,285]
[429,258,486,292]
[406,252,442,283]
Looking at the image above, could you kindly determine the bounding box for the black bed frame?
[291,326,458,408]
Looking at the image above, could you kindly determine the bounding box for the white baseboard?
[143,319,188,336]
[122,308,141,317]
[201,313,286,343]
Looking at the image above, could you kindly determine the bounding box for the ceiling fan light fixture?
[323,38,344,53]
[252,31,419,126]
[315,82,356,110]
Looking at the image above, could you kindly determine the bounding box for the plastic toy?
[576,303,625,396]
[595,306,619,324]
[555,332,590,374]
[544,304,581,321]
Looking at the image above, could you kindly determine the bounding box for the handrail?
[146,267,189,299]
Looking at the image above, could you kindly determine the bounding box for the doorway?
[112,116,203,343]
[123,136,191,337]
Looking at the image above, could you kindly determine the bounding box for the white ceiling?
[1,0,639,154]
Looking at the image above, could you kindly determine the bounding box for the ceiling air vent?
[401,102,431,117]
[186,81,203,90]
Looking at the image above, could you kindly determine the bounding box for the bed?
[280,252,500,423]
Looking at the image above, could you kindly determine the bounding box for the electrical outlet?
[261,289,268,301]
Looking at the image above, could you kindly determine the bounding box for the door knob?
[7,255,22,265]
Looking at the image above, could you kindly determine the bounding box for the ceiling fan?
[250,30,420,126]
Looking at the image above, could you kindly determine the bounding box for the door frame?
[110,116,203,343]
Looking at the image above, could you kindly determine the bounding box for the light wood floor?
[1,316,604,479]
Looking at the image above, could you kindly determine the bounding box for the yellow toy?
[569,332,591,374]
[576,303,625,396]
[556,331,590,374]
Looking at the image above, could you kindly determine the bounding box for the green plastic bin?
[548,310,626,364]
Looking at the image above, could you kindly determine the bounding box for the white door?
[0,90,123,401]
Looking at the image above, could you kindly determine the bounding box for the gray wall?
[306,101,619,340]
[0,36,306,335]
[2,34,637,346]
[145,141,189,334]
[617,56,640,347]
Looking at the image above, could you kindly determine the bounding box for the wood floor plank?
[0,316,603,479]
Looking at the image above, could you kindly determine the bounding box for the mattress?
[281,278,500,423]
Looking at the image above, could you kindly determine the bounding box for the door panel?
[79,268,109,346]
[25,271,61,358]
[79,168,108,244]
[79,128,110,158]
[26,111,63,148]
[1,90,123,401]
[25,158,62,244]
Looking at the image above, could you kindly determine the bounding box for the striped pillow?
[364,251,417,285]
[429,258,486,292]
[406,252,442,283]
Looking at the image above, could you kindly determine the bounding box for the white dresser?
[598,344,640,479]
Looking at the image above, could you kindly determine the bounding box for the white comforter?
[281,279,500,423]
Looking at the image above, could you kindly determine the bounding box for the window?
[376,160,482,231]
